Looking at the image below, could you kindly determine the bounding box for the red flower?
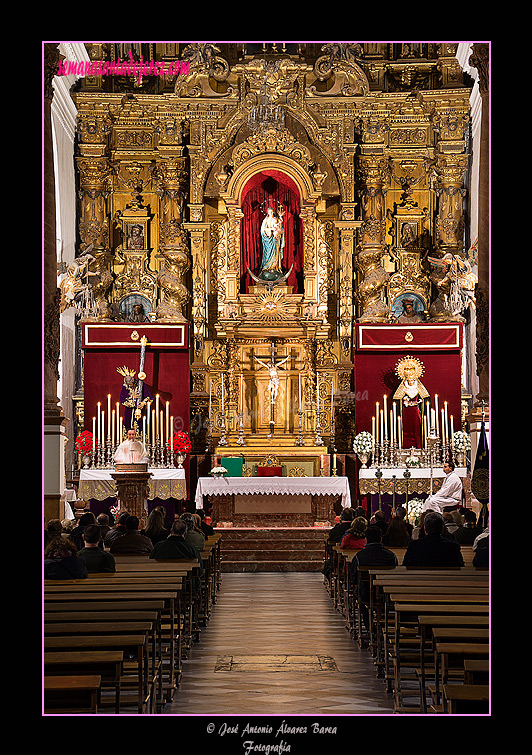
[167,431,191,454]
[74,430,96,454]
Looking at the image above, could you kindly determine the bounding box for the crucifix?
[253,340,290,437]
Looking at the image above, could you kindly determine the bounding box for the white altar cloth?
[194,476,351,509]
[79,468,186,501]
[80,468,185,481]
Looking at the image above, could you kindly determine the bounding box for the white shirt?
[422,470,463,512]
[113,439,149,464]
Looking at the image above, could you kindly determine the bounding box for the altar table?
[195,476,351,526]
[358,467,467,496]
[358,467,468,520]
[79,468,187,502]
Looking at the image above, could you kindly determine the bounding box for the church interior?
[43,42,490,718]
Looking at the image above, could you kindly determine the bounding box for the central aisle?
[165,572,395,716]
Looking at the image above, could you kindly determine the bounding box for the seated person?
[78,524,116,572]
[109,515,153,555]
[340,516,367,550]
[402,511,464,567]
[150,519,203,575]
[44,537,88,579]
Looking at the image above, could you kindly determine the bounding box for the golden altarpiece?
[70,43,475,479]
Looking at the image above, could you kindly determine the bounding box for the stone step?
[216,527,328,573]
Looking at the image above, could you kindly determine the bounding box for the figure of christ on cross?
[253,342,291,437]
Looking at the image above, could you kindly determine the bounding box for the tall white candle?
[170,416,174,455]
[380,409,384,441]
[143,416,146,445]
[155,395,160,435]
[116,402,120,444]
[434,394,440,436]
[372,416,376,450]
[375,402,380,444]
[390,410,394,445]
[107,394,111,436]
[160,410,164,447]
[444,401,449,446]
[383,394,388,439]
[97,402,101,447]
[450,415,454,447]
[441,408,446,446]
[119,417,123,443]
[111,410,115,448]
[398,416,402,449]
[101,411,105,454]
[166,401,170,443]
[151,409,155,444]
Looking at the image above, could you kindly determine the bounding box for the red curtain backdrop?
[240,170,303,292]
[353,325,463,442]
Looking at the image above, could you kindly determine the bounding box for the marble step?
[217,527,328,572]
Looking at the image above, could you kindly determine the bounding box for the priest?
[422,461,463,513]
[114,428,150,465]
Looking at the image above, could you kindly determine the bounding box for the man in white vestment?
[114,428,150,464]
[423,461,463,513]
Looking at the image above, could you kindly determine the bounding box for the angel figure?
[58,249,96,313]
[254,353,290,404]
[428,253,477,318]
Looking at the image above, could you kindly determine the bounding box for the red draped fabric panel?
[240,170,303,292]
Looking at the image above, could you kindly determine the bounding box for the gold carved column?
[76,110,113,319]
[356,154,390,322]
[154,157,190,321]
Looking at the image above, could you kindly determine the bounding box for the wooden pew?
[43,634,148,714]
[443,683,489,714]
[434,642,490,712]
[43,675,102,714]
[44,651,123,713]
[416,615,490,712]
[44,584,181,709]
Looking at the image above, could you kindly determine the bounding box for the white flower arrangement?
[353,431,374,454]
[209,466,228,477]
[405,454,420,468]
[407,497,424,524]
[452,431,471,452]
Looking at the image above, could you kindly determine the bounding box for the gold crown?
[117,365,136,378]
[395,355,424,380]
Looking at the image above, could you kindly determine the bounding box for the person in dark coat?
[327,507,355,544]
[109,516,153,555]
[402,512,464,567]
[44,537,88,579]
[77,524,116,573]
[149,519,203,575]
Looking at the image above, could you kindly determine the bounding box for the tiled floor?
[164,572,395,716]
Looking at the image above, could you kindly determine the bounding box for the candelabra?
[403,468,411,515]
[375,468,383,511]
[218,409,228,446]
[205,417,213,453]
[236,411,246,446]
[295,410,304,446]
[315,408,324,446]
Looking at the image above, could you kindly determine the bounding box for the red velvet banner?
[81,322,190,441]
[353,324,463,441]
[240,170,303,293]
[356,323,462,350]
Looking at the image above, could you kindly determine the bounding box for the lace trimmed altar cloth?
[79,468,186,501]
[194,476,351,510]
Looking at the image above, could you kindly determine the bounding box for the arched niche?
[220,155,320,295]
